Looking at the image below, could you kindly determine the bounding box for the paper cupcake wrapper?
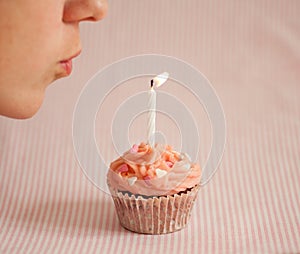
[109,185,200,234]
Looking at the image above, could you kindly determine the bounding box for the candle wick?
[150,79,154,88]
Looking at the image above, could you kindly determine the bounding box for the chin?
[1,100,43,119]
[0,89,45,119]
[11,105,42,119]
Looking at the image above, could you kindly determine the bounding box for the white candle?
[147,82,156,147]
[147,72,169,147]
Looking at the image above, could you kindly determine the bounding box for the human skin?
[0,0,108,119]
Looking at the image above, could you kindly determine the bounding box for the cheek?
[1,4,64,85]
[0,1,65,118]
[23,13,64,82]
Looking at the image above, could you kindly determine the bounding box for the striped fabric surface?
[1,1,299,253]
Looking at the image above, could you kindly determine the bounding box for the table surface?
[1,1,299,253]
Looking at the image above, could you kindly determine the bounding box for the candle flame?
[152,72,169,88]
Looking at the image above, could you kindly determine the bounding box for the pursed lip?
[59,50,82,75]
[64,50,82,62]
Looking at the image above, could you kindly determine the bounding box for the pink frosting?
[107,143,201,196]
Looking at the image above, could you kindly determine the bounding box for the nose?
[63,0,108,23]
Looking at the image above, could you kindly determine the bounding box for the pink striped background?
[1,1,300,253]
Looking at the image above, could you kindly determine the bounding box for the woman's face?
[0,0,108,119]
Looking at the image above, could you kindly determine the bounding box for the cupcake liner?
[108,184,200,234]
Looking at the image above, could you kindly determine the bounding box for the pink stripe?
[288,120,300,249]
[0,121,14,217]
[2,125,29,251]
[260,120,284,251]
[239,128,257,252]
[3,126,30,250]
[57,162,83,253]
[244,125,263,251]
[89,194,104,252]
[273,115,298,249]
[89,194,110,253]
[191,206,199,254]
[78,189,95,254]
[220,156,233,252]
[76,183,94,253]
[34,126,64,254]
[39,137,69,253]
[229,142,243,253]
[250,123,273,250]
[254,122,274,252]
[202,188,209,253]
[105,196,123,254]
[0,123,19,223]
[11,126,34,253]
[103,193,121,254]
[271,118,291,250]
[52,156,77,253]
[233,143,247,252]
[264,118,287,250]
[16,124,47,253]
[212,174,220,252]
[38,150,69,253]
[209,174,216,253]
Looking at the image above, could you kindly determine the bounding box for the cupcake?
[107,142,201,234]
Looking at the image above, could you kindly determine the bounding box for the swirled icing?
[107,142,201,196]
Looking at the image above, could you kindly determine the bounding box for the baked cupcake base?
[109,184,200,234]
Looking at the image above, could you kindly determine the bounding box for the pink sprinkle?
[143,176,151,186]
[130,144,139,153]
[117,164,128,173]
[166,161,173,168]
